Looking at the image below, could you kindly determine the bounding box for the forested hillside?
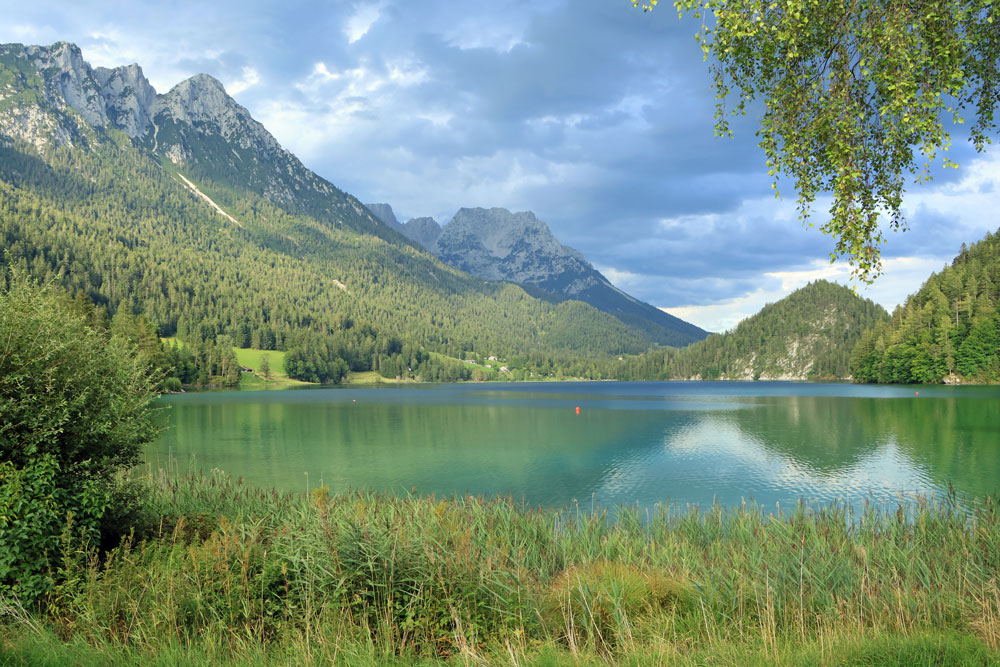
[0,42,667,384]
[0,138,652,365]
[612,281,888,380]
[851,230,1000,384]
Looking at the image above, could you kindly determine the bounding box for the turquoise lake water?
[149,381,1000,513]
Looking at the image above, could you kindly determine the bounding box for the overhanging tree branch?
[634,0,999,282]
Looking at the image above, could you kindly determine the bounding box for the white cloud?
[598,266,644,291]
[76,29,184,92]
[3,23,58,43]
[295,58,425,98]
[765,262,853,292]
[366,152,609,224]
[853,256,950,312]
[344,3,383,44]
[444,21,526,53]
[226,66,259,95]
[666,290,779,334]
[896,150,1000,242]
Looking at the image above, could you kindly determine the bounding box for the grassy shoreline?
[2,472,999,665]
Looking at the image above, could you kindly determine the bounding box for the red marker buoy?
[575,406,580,415]
[915,391,919,396]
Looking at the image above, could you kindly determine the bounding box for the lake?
[149,381,1000,514]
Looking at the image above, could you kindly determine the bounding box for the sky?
[3,0,999,332]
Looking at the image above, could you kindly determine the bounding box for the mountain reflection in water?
[150,382,1000,514]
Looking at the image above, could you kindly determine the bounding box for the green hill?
[851,230,1000,384]
[615,281,889,380]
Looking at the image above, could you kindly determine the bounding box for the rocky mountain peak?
[1,42,158,141]
[373,202,707,346]
[155,74,247,131]
[403,217,442,249]
[446,207,577,262]
[93,63,156,138]
[148,70,289,175]
[23,41,109,129]
[365,203,399,227]
[24,41,86,70]
[364,203,444,245]
[426,206,593,284]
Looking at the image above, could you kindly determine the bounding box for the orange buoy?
[575,406,580,415]
[915,391,919,396]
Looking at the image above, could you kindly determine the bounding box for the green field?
[343,370,409,385]
[162,339,311,389]
[232,347,312,389]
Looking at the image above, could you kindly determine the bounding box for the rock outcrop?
[0,41,394,239]
[94,62,156,138]
[365,204,708,347]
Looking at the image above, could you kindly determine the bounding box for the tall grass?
[2,470,999,664]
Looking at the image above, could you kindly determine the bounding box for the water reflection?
[150,383,1000,513]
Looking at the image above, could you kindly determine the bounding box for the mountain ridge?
[0,40,670,372]
[366,203,708,347]
[0,41,400,242]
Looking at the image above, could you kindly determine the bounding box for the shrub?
[162,376,184,393]
[541,560,693,654]
[0,270,161,602]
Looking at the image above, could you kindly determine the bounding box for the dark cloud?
[2,0,998,328]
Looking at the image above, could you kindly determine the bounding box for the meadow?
[1,469,998,666]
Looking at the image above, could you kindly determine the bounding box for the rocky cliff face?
[365,204,708,347]
[402,217,443,249]
[365,203,444,248]
[94,63,156,138]
[0,41,391,238]
[23,42,109,129]
[367,205,602,287]
[364,202,410,236]
[435,208,604,293]
[147,73,283,161]
[1,42,156,142]
[1,42,95,149]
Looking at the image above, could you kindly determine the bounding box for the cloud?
[667,288,784,334]
[344,4,383,44]
[226,66,260,95]
[6,23,59,43]
[2,0,998,332]
[646,253,961,333]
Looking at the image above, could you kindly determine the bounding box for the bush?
[162,376,184,393]
[0,270,161,602]
[541,560,693,654]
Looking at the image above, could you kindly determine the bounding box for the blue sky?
[4,0,999,331]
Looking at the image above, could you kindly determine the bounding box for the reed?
[2,470,998,665]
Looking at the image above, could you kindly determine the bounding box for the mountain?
[365,203,708,347]
[0,41,665,371]
[614,281,889,380]
[851,230,1000,384]
[399,217,443,250]
[1,42,396,240]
